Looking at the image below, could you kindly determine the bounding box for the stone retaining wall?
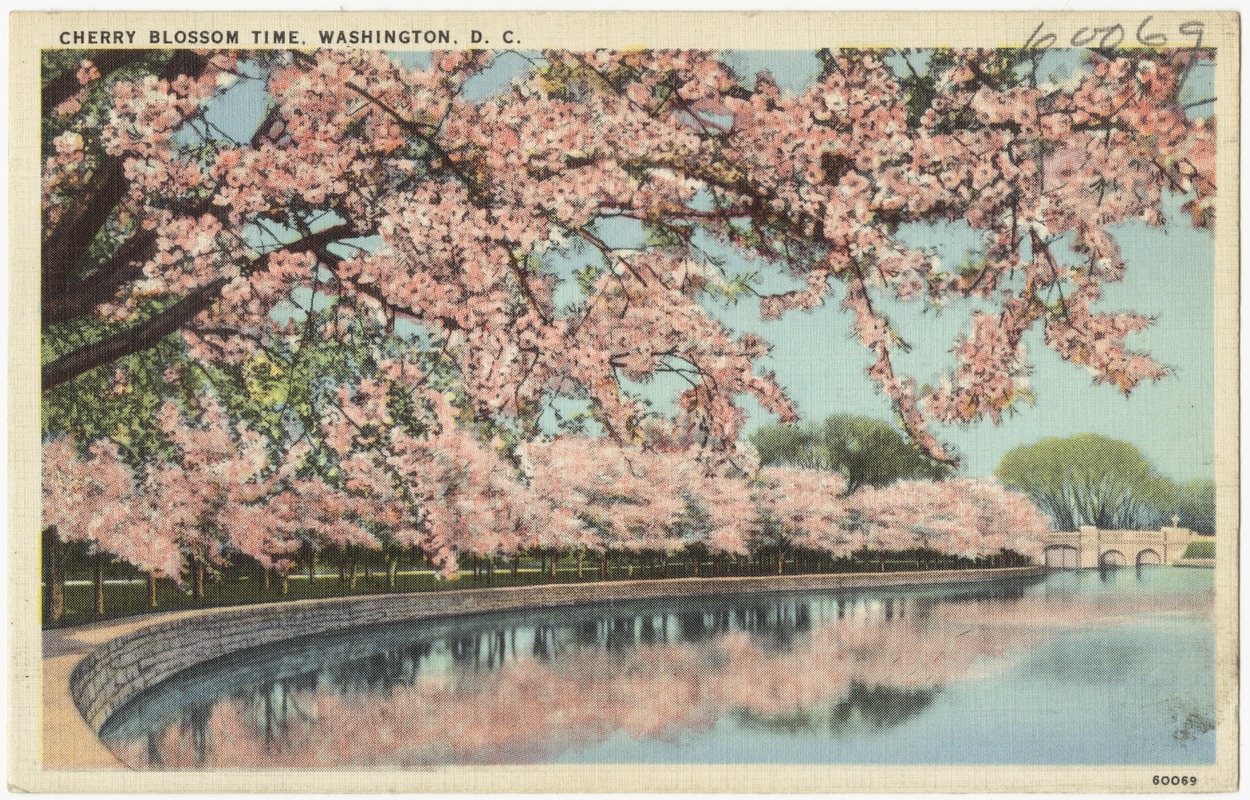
[69,566,1045,733]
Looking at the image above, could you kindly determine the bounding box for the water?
[99,567,1215,767]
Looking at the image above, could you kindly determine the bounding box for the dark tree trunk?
[93,551,105,615]
[44,528,64,623]
[307,547,316,586]
[148,572,158,608]
[192,558,205,599]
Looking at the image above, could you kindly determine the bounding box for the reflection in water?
[735,682,938,735]
[100,570,1213,768]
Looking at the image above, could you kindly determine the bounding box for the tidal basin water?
[100,568,1214,767]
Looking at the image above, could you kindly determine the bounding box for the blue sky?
[203,49,1217,482]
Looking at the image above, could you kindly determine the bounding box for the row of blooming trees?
[44,380,1048,618]
[40,44,1214,620]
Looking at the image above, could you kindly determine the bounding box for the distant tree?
[1167,478,1216,535]
[751,414,952,494]
[994,434,1172,531]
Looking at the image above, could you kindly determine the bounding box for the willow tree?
[994,434,1173,531]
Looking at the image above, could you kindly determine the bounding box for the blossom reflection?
[101,578,1210,768]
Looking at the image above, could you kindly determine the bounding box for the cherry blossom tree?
[752,467,853,574]
[42,436,182,617]
[43,47,1213,448]
[851,478,1049,560]
[40,45,1212,599]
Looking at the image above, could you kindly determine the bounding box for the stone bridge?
[1042,525,1201,569]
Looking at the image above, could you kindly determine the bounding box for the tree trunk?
[549,550,558,578]
[263,567,271,591]
[44,528,64,623]
[577,550,584,578]
[192,559,205,599]
[338,556,346,584]
[511,555,519,577]
[387,555,398,590]
[281,573,289,595]
[539,551,546,582]
[148,572,158,608]
[307,548,316,586]
[349,552,358,590]
[93,551,105,615]
[776,546,784,575]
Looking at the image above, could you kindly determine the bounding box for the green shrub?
[1183,539,1215,559]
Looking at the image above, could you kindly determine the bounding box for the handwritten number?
[1136,16,1167,47]
[1026,17,1206,53]
[1180,21,1205,50]
[1025,22,1057,50]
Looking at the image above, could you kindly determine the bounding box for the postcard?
[9,9,1239,793]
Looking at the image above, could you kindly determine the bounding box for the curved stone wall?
[69,566,1046,733]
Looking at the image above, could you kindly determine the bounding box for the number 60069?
[1154,776,1197,786]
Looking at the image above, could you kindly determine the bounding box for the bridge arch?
[1100,549,1127,568]
[1136,548,1162,566]
[1043,545,1079,569]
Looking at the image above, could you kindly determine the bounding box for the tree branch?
[42,51,210,295]
[42,277,228,391]
[42,229,157,324]
[42,50,153,112]
[42,223,359,390]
